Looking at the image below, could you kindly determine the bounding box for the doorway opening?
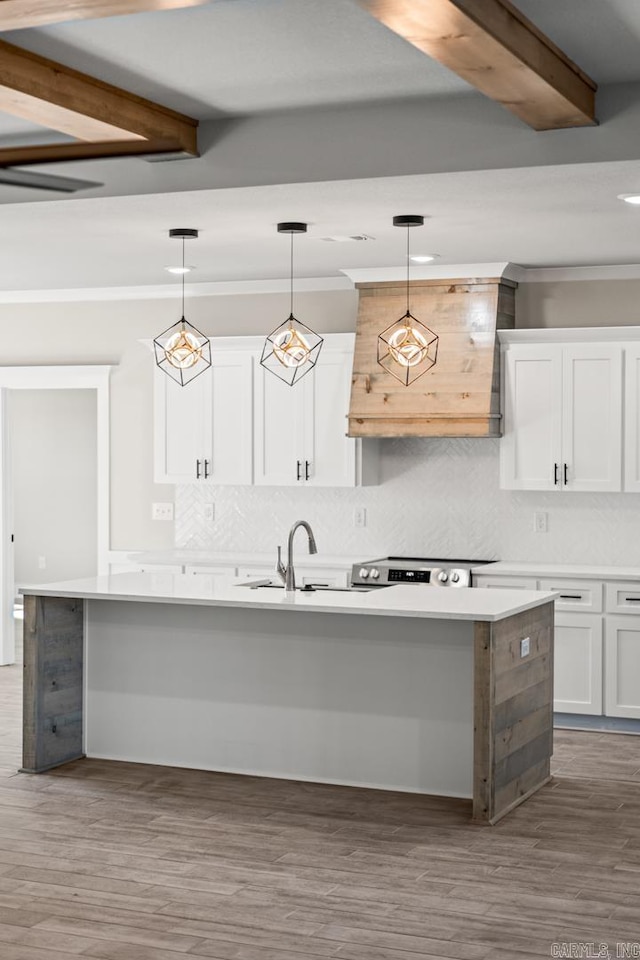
[0,366,111,666]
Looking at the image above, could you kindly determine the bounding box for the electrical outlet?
[354,507,367,528]
[38,556,46,570]
[203,502,215,522]
[520,637,531,658]
[533,511,548,533]
[152,502,174,521]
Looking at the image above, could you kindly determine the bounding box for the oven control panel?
[350,558,495,588]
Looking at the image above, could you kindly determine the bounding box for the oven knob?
[451,572,460,583]
[370,568,380,579]
[359,567,370,579]
[437,571,448,583]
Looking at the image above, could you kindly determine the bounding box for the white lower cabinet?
[184,564,237,576]
[475,572,606,715]
[554,612,603,715]
[605,617,640,718]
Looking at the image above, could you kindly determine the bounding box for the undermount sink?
[240,579,378,593]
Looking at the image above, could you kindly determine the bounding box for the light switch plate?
[203,502,215,522]
[152,502,174,521]
[520,637,530,658]
[354,507,367,528]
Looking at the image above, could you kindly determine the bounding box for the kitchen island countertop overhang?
[21,574,556,825]
[21,572,557,622]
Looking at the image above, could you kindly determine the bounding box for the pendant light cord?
[181,237,185,319]
[406,223,410,315]
[290,230,294,317]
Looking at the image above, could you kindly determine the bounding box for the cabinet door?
[500,345,562,490]
[475,576,538,590]
[253,363,305,486]
[562,344,622,492]
[605,616,640,718]
[154,368,212,484]
[624,345,640,492]
[554,612,603,715]
[303,348,356,487]
[208,352,253,485]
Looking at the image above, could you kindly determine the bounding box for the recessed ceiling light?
[410,254,439,263]
[165,265,194,275]
[618,194,640,205]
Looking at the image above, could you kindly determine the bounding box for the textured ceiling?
[0,1,639,286]
[515,0,640,84]
[3,0,471,120]
[3,160,640,290]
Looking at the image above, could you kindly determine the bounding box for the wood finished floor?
[1,653,640,959]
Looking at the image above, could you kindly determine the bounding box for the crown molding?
[5,262,640,304]
[340,262,523,283]
[0,275,353,304]
[514,264,640,283]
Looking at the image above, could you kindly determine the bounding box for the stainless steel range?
[350,556,496,589]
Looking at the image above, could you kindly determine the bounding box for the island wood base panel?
[21,593,554,824]
[473,603,554,824]
[22,595,85,774]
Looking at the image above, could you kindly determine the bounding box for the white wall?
[516,280,640,328]
[4,278,640,567]
[174,437,640,567]
[0,289,357,551]
[10,389,97,584]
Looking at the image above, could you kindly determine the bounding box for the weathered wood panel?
[473,602,554,824]
[22,595,85,774]
[348,277,516,438]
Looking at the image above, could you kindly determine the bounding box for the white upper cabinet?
[500,340,622,492]
[624,345,640,493]
[154,334,377,488]
[154,350,253,485]
[254,338,376,487]
[500,344,561,490]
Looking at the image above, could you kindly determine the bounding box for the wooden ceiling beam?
[0,0,213,32]
[0,138,188,167]
[355,0,597,130]
[0,39,198,154]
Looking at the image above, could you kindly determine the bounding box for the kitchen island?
[21,574,555,824]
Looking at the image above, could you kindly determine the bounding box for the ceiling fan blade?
[0,167,102,193]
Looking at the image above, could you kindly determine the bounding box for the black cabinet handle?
[203,459,210,479]
[563,463,568,485]
[554,463,559,485]
[305,460,310,480]
[625,597,640,602]
[560,594,582,600]
[196,459,201,479]
[296,460,302,481]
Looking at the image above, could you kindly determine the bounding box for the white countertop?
[473,561,640,581]
[127,550,359,570]
[21,573,556,623]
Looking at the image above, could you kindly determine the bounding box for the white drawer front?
[605,581,640,614]
[474,576,538,591]
[539,578,603,613]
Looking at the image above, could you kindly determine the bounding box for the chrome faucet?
[276,520,318,597]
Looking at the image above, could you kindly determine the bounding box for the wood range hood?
[348,276,516,438]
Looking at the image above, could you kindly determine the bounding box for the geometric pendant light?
[377,215,439,386]
[260,222,323,386]
[153,228,212,386]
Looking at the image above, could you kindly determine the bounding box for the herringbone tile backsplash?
[175,438,640,565]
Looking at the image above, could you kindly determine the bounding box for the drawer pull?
[624,597,640,602]
[559,594,583,600]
